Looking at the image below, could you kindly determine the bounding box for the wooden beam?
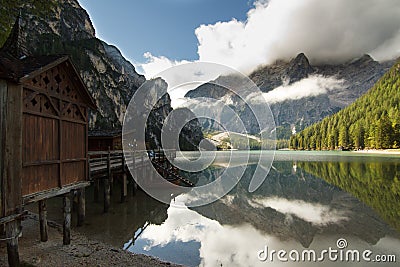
[23,181,90,205]
[63,193,71,245]
[0,211,27,225]
[39,200,48,242]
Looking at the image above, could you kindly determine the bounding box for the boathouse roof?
[0,13,97,109]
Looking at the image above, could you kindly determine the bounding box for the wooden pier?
[88,148,194,212]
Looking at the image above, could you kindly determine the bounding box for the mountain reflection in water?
[77,151,400,267]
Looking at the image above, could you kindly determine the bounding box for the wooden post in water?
[93,179,99,203]
[89,156,99,203]
[63,193,71,245]
[77,188,85,226]
[142,153,146,184]
[6,220,20,267]
[131,151,137,196]
[104,147,111,213]
[109,149,114,196]
[121,155,127,202]
[38,200,48,242]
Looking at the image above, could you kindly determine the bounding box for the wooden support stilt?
[39,200,48,242]
[63,193,71,245]
[94,179,99,203]
[132,151,137,195]
[77,188,85,227]
[110,174,114,196]
[6,220,20,267]
[121,173,127,203]
[120,155,127,202]
[89,157,99,203]
[1,224,5,237]
[131,179,137,196]
[104,179,111,213]
[104,148,111,212]
[143,160,146,182]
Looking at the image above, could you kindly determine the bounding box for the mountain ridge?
[185,53,394,138]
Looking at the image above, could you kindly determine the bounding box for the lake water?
[76,151,400,266]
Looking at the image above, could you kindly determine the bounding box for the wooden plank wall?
[1,82,23,216]
[21,62,89,197]
[0,79,7,218]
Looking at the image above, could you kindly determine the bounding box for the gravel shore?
[0,213,183,267]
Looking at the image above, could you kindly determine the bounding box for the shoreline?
[277,148,400,155]
[0,213,183,267]
[350,149,400,155]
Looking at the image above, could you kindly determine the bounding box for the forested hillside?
[290,60,400,150]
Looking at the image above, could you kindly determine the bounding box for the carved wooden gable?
[23,60,88,123]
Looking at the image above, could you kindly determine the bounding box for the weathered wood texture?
[0,81,23,267]
[1,82,23,219]
[39,200,48,242]
[63,194,71,245]
[6,220,20,267]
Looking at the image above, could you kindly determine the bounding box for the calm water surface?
[76,151,400,266]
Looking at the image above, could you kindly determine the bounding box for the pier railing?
[87,148,192,212]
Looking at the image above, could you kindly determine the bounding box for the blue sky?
[78,0,255,63]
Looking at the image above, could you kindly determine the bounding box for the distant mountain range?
[186,53,395,139]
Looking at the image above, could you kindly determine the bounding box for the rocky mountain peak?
[290,52,310,66]
[349,54,377,68]
[287,53,314,83]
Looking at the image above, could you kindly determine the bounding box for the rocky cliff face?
[0,0,145,130]
[186,53,394,138]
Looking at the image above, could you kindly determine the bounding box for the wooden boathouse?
[0,15,96,266]
[88,130,122,151]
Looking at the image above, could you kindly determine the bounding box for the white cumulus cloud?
[140,52,190,79]
[196,0,400,73]
[139,0,400,78]
[260,75,345,103]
